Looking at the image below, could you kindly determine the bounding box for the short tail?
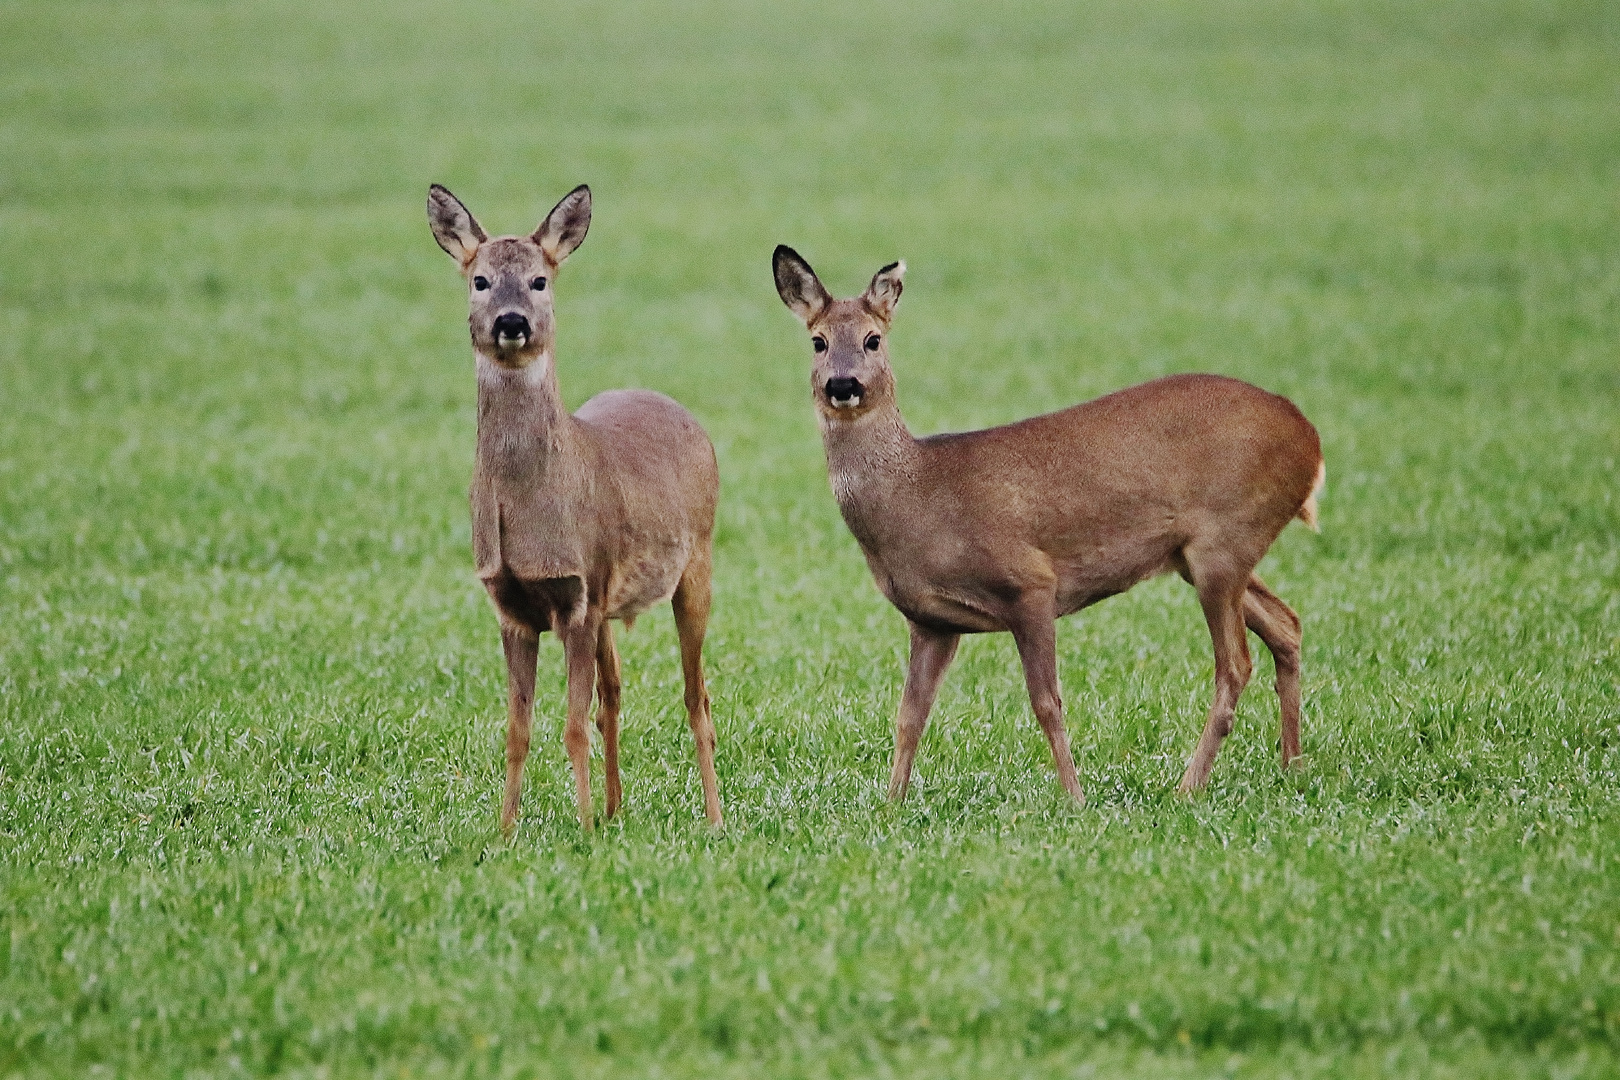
[1296,459,1326,532]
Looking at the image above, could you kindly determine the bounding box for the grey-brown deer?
[772,246,1324,800]
[429,183,722,831]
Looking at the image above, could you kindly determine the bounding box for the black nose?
[825,376,863,402]
[493,313,530,341]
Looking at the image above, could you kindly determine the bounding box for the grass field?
[2,0,1618,1075]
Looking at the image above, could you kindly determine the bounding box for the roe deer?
[772,246,1324,801]
[429,183,721,831]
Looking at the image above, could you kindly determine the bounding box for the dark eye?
[812,336,828,354]
[472,276,490,291]
[530,277,546,291]
[864,333,881,351]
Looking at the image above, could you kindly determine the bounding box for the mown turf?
[2,0,1618,1076]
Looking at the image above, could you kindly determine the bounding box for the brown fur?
[430,184,722,831]
[773,246,1324,800]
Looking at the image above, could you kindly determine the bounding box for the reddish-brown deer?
[429,183,722,831]
[772,246,1324,800]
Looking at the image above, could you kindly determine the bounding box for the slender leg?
[672,552,723,826]
[595,621,623,818]
[1178,567,1254,793]
[1008,596,1083,803]
[560,615,600,830]
[887,621,960,801]
[1243,575,1304,767]
[499,622,540,834]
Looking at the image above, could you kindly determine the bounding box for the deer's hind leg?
[595,621,623,819]
[1242,575,1303,767]
[1177,554,1254,793]
[672,550,723,826]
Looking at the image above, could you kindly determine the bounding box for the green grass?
[2,0,1618,1075]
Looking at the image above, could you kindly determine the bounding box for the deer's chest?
[471,475,687,627]
[470,475,588,581]
[481,569,587,636]
[867,554,1010,635]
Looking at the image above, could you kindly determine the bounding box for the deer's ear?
[427,185,487,268]
[534,185,592,265]
[773,245,831,325]
[863,260,905,322]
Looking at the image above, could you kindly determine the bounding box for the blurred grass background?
[1,0,1617,1076]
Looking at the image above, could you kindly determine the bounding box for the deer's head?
[773,246,905,421]
[428,184,592,369]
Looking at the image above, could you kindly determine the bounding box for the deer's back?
[936,374,1317,514]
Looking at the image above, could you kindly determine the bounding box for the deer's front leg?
[1007,595,1083,803]
[888,621,960,802]
[560,614,601,830]
[500,622,540,834]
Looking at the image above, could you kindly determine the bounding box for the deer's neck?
[474,351,577,482]
[820,402,920,524]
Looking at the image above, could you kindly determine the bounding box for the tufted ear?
[427,185,487,268]
[773,245,832,325]
[862,260,905,322]
[533,184,592,265]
